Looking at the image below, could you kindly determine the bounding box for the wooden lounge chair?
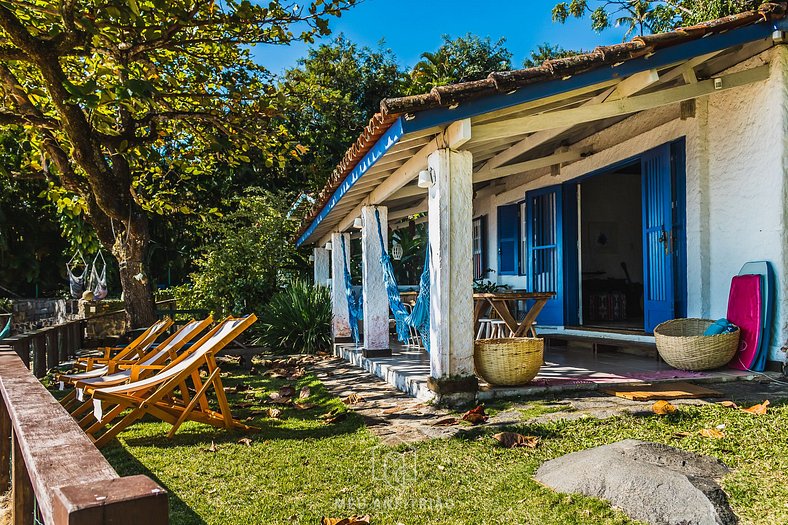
[60,317,213,413]
[84,315,257,448]
[75,318,173,371]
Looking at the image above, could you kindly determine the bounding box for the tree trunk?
[110,205,156,329]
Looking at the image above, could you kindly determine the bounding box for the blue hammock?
[406,245,430,353]
[374,209,431,352]
[340,236,362,344]
[0,318,9,340]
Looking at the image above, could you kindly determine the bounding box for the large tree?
[0,0,355,327]
[407,34,512,94]
[552,0,767,36]
[278,35,407,192]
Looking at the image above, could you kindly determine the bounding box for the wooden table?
[473,292,556,337]
[399,291,557,337]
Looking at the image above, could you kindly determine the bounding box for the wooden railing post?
[56,326,68,363]
[0,394,9,493]
[32,333,47,379]
[12,435,34,525]
[45,328,58,372]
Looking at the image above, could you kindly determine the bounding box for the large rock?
[535,439,737,525]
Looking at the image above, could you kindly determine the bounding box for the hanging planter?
[391,242,403,261]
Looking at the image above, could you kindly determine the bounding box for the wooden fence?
[0,346,168,524]
[1,320,84,379]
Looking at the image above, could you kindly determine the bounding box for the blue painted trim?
[402,22,777,134]
[562,183,579,326]
[296,118,405,246]
[671,138,688,319]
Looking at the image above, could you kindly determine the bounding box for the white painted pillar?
[428,148,475,380]
[330,232,351,339]
[361,205,390,353]
[313,247,330,287]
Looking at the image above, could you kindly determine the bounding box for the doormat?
[601,381,724,401]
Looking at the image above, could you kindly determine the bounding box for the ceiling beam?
[388,198,428,221]
[609,69,660,100]
[389,184,426,200]
[318,118,471,245]
[474,86,617,174]
[474,149,585,184]
[473,65,769,142]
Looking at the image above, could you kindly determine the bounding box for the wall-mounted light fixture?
[308,254,315,262]
[417,167,435,189]
[352,217,363,229]
[324,242,332,251]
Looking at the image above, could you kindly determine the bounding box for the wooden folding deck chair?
[84,315,257,448]
[60,317,213,414]
[75,318,173,371]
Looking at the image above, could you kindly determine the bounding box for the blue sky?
[253,0,630,74]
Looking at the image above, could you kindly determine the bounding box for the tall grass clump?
[258,280,332,354]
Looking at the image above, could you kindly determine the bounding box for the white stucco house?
[296,3,788,401]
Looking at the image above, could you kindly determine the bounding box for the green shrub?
[257,280,332,354]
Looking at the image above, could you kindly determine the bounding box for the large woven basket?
[654,318,740,371]
[474,338,544,386]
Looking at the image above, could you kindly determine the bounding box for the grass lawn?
[80,361,788,525]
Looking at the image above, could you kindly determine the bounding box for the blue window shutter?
[497,204,520,275]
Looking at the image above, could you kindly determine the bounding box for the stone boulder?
[534,439,737,525]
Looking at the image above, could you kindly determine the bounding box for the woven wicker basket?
[474,338,544,386]
[654,318,740,371]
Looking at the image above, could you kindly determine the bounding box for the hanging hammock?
[66,251,88,299]
[340,236,362,344]
[406,244,430,353]
[0,318,10,340]
[88,251,108,300]
[374,209,431,352]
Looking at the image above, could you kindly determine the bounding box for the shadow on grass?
[102,442,207,525]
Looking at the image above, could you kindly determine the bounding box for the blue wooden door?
[641,144,675,332]
[526,185,563,326]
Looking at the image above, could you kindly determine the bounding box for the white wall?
[470,46,788,362]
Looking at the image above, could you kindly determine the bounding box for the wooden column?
[360,206,391,356]
[313,247,330,287]
[12,435,34,525]
[0,393,9,493]
[427,148,477,403]
[330,232,352,341]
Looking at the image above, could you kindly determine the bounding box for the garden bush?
[257,280,332,354]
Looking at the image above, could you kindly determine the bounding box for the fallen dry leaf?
[742,400,770,415]
[718,400,739,409]
[382,406,405,415]
[299,386,311,399]
[321,515,371,525]
[432,417,458,427]
[652,400,677,415]
[237,437,253,447]
[672,431,694,439]
[344,392,365,405]
[325,412,347,424]
[699,428,725,439]
[204,441,218,453]
[461,405,489,425]
[493,432,540,449]
[268,392,292,405]
[294,401,316,410]
[266,408,282,419]
[279,385,296,398]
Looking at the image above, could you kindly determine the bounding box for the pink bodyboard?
[726,274,762,370]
